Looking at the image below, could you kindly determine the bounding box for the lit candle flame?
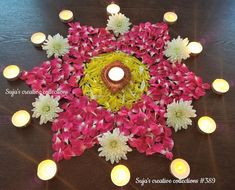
[37,159,57,180]
[11,110,31,128]
[31,32,46,46]
[163,12,178,24]
[212,79,229,94]
[3,65,21,80]
[59,10,74,22]
[107,3,120,14]
[188,42,203,54]
[198,116,216,134]
[111,165,130,186]
[170,158,190,179]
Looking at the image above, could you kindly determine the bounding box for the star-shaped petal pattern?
[21,22,209,162]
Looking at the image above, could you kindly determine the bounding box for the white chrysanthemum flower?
[106,13,131,36]
[164,36,190,63]
[42,33,70,58]
[166,100,196,132]
[32,94,63,125]
[98,128,132,164]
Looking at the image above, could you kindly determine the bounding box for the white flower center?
[175,110,183,118]
[53,43,62,51]
[109,140,118,149]
[116,22,123,28]
[42,105,51,112]
[174,47,180,54]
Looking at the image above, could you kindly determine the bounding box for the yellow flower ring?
[80,51,150,112]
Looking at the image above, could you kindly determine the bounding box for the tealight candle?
[59,10,74,23]
[198,116,216,134]
[212,79,230,94]
[108,67,125,82]
[11,110,31,128]
[188,42,203,55]
[111,165,130,187]
[3,65,21,81]
[106,3,120,14]
[31,32,46,46]
[37,159,57,180]
[163,12,178,24]
[170,158,190,179]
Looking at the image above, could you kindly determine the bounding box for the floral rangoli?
[21,20,209,163]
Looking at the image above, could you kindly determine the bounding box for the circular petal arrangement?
[21,18,210,163]
[80,51,150,112]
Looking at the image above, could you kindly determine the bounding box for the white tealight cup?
[188,42,203,55]
[212,79,229,94]
[198,116,216,134]
[163,12,178,24]
[11,110,31,128]
[108,67,125,82]
[170,158,190,179]
[59,10,74,23]
[37,159,57,180]
[3,65,21,81]
[111,165,131,187]
[31,32,46,46]
[106,3,120,14]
